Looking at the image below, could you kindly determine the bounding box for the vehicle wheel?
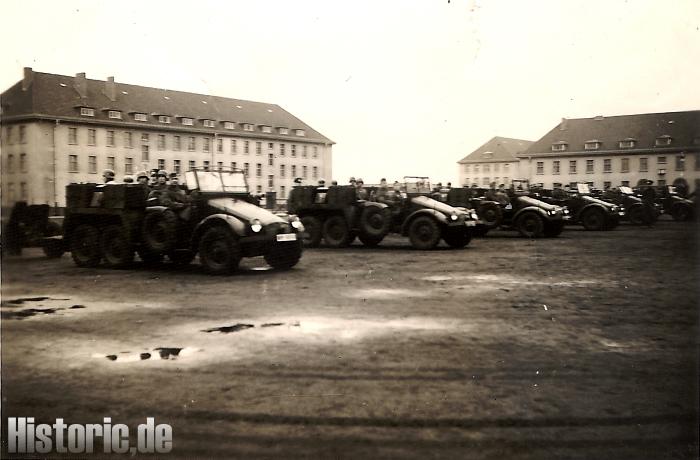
[408,216,441,250]
[199,227,241,275]
[168,249,195,265]
[265,241,303,270]
[359,206,391,238]
[671,204,691,222]
[322,215,353,247]
[516,212,545,238]
[137,248,164,266]
[443,228,471,248]
[581,208,606,231]
[42,239,65,258]
[300,216,322,247]
[142,210,178,253]
[628,206,646,225]
[543,220,564,237]
[70,224,101,267]
[101,225,134,268]
[358,233,384,247]
[478,202,503,229]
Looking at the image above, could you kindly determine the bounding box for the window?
[256,163,262,177]
[655,135,672,146]
[158,159,165,170]
[295,129,305,137]
[88,156,97,174]
[256,142,262,155]
[268,175,274,188]
[302,146,308,158]
[302,165,308,179]
[18,154,27,173]
[483,164,490,173]
[604,181,611,190]
[125,157,133,174]
[173,136,181,151]
[80,107,95,117]
[107,130,115,147]
[203,161,210,171]
[621,180,630,187]
[313,146,318,158]
[217,138,223,153]
[280,185,286,197]
[552,160,560,175]
[158,115,171,124]
[6,183,14,201]
[291,145,297,157]
[503,177,509,184]
[569,160,577,174]
[268,142,274,151]
[657,156,667,164]
[108,110,122,119]
[224,122,235,130]
[657,179,666,187]
[6,126,13,144]
[494,164,500,173]
[217,162,223,171]
[620,158,629,173]
[279,127,289,135]
[262,126,272,133]
[473,164,480,173]
[243,124,254,132]
[586,159,594,173]
[203,138,210,152]
[87,129,96,146]
[19,126,27,145]
[504,163,510,173]
[69,155,78,172]
[203,119,215,128]
[244,163,250,176]
[482,177,490,185]
[134,113,147,122]
[292,165,297,177]
[20,182,27,201]
[7,154,14,173]
[584,141,600,150]
[189,160,196,170]
[639,157,648,172]
[141,145,149,162]
[157,134,166,150]
[675,155,685,171]
[463,164,470,173]
[603,159,611,173]
[268,153,274,166]
[536,162,544,175]
[231,139,237,153]
[68,128,78,144]
[619,139,636,149]
[173,160,181,174]
[244,141,250,154]
[141,133,149,144]
[552,142,567,152]
[188,137,196,151]
[107,156,115,170]
[182,118,194,126]
[280,164,286,178]
[280,144,286,156]
[256,185,262,194]
[124,132,133,148]
[313,166,318,179]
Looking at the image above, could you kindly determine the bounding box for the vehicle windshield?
[184,169,248,193]
[619,186,634,195]
[403,176,431,193]
[576,183,591,194]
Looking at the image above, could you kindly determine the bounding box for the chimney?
[559,117,567,131]
[74,72,88,99]
[104,76,117,102]
[22,67,34,91]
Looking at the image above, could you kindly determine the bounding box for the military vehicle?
[63,168,304,274]
[533,183,622,231]
[653,185,694,221]
[601,186,659,225]
[0,202,64,258]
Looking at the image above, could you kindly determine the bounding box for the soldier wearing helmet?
[355,178,369,200]
[102,169,116,183]
[136,171,150,186]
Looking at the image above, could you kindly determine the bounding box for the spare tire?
[142,210,178,253]
[359,206,391,238]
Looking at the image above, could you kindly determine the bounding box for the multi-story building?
[1,68,334,208]
[518,111,700,191]
[457,136,532,187]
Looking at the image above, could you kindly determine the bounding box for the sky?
[2,0,699,184]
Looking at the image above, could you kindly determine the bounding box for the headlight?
[563,208,570,214]
[251,219,262,233]
[611,206,619,212]
[450,213,458,221]
[471,212,478,220]
[290,217,304,230]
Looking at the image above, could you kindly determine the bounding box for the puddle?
[1,297,51,308]
[422,274,620,288]
[345,288,429,299]
[202,324,254,334]
[155,347,183,359]
[261,322,285,328]
[96,347,199,363]
[1,308,60,320]
[70,305,86,309]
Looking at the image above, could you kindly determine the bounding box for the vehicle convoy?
[445,181,568,238]
[62,168,304,274]
[532,183,622,231]
[601,186,659,225]
[287,177,479,249]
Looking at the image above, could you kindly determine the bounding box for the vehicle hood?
[208,198,286,225]
[582,195,616,208]
[411,195,461,215]
[518,195,559,211]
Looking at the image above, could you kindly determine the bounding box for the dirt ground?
[1,221,698,459]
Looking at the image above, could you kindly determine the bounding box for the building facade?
[1,68,334,208]
[518,111,700,191]
[457,136,532,187]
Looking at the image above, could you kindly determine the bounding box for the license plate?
[276,233,297,242]
[465,221,476,227]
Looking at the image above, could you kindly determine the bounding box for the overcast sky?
[2,0,699,184]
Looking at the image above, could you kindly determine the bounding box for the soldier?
[331,180,338,186]
[136,171,150,186]
[349,177,357,187]
[102,169,115,183]
[356,178,369,200]
[373,178,389,202]
[123,175,134,183]
[315,178,328,203]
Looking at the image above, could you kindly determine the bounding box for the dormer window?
[182,117,193,126]
[295,129,306,137]
[203,119,216,128]
[619,138,636,149]
[278,127,289,135]
[551,141,568,152]
[80,107,95,117]
[261,126,272,133]
[655,135,672,146]
[482,151,493,159]
[584,140,600,150]
[224,122,235,130]
[134,113,147,122]
[243,124,254,132]
[158,115,171,124]
[108,110,122,119]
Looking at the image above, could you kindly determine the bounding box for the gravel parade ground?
[2,221,698,459]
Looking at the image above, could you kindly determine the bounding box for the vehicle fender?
[580,202,609,217]
[513,206,547,221]
[401,209,447,234]
[192,214,246,246]
[359,201,389,210]
[145,205,168,213]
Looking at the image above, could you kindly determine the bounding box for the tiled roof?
[458,136,533,164]
[521,111,700,158]
[1,69,334,144]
